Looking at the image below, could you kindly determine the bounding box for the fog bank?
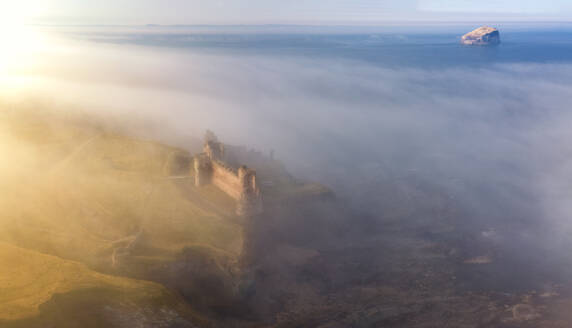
[4,27,572,274]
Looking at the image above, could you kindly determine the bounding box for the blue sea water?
[61,24,572,68]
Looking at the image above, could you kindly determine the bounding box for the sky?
[3,0,572,25]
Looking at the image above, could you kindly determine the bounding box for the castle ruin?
[193,132,263,217]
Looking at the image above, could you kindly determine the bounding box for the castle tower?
[236,166,263,217]
[193,131,263,217]
[204,140,225,161]
[193,153,212,187]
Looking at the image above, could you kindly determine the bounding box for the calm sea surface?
[58,25,572,68]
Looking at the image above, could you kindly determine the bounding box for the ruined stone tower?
[236,165,262,216]
[193,153,212,187]
[193,132,262,217]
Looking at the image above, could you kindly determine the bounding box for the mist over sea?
[60,24,572,67]
[14,24,572,290]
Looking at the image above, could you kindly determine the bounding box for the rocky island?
[461,26,500,46]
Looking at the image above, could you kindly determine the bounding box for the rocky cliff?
[461,26,500,46]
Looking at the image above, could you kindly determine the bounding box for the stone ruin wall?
[210,161,243,200]
[192,132,263,216]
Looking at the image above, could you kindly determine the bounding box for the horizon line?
[26,21,572,28]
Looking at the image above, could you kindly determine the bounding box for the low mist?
[17,28,572,225]
[3,25,572,323]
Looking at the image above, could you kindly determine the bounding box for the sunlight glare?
[0,1,49,75]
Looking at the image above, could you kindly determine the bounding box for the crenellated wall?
[193,132,263,216]
[211,161,242,200]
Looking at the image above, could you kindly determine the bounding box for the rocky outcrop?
[461,26,500,46]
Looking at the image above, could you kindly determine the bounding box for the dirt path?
[110,182,156,268]
[111,227,143,268]
[108,153,235,268]
[48,133,102,176]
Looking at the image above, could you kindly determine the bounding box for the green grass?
[0,106,331,325]
[0,108,244,324]
[0,242,202,323]
[0,109,244,265]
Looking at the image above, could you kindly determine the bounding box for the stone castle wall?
[211,161,243,200]
[193,132,262,216]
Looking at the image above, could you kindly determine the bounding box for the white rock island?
[461,26,500,46]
